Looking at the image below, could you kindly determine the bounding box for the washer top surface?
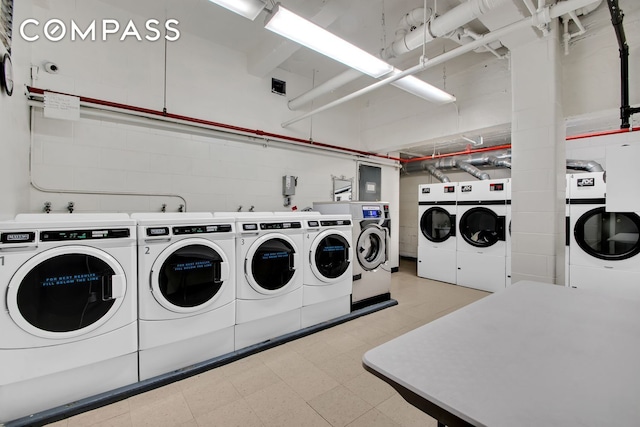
[13,213,135,228]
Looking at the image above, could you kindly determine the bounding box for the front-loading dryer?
[313,202,391,310]
[131,212,236,381]
[0,214,137,423]
[568,172,640,299]
[417,183,458,284]
[233,213,304,349]
[456,179,509,293]
[301,214,353,328]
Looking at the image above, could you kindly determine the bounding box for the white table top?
[363,281,640,427]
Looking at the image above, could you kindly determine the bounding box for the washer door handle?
[107,274,126,299]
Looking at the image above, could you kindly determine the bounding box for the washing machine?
[233,213,304,349]
[456,179,509,293]
[505,180,512,286]
[313,202,391,310]
[301,214,353,328]
[417,183,458,284]
[565,174,571,287]
[0,214,137,423]
[568,172,640,299]
[131,212,236,381]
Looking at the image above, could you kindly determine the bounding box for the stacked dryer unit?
[301,214,353,327]
[132,213,236,380]
[0,214,138,423]
[227,213,304,349]
[417,183,458,284]
[456,179,509,293]
[313,202,391,310]
[568,172,640,299]
[505,180,512,286]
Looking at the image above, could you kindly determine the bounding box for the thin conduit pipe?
[26,87,403,163]
[282,0,601,128]
[27,107,189,211]
[522,0,536,15]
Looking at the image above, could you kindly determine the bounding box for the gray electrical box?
[282,175,296,196]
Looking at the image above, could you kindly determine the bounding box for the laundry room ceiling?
[97,0,529,156]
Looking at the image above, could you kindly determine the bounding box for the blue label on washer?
[322,245,345,252]
[172,260,213,271]
[42,273,101,287]
[261,251,289,260]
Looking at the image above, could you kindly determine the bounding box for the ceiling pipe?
[425,164,453,182]
[282,0,601,128]
[288,69,361,111]
[381,0,510,60]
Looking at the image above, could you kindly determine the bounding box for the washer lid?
[459,207,505,248]
[574,207,640,261]
[421,207,456,243]
[310,230,352,283]
[357,225,387,271]
[245,233,300,295]
[150,238,230,313]
[7,246,127,340]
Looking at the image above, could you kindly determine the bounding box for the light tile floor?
[47,260,488,427]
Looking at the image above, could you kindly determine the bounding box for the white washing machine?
[417,183,458,284]
[0,214,138,423]
[233,213,304,349]
[568,172,640,299]
[313,202,391,310]
[301,214,353,328]
[456,179,509,293]
[565,174,571,287]
[505,180,512,286]
[131,213,236,381]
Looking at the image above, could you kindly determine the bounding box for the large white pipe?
[281,0,600,128]
[381,0,510,59]
[288,69,361,110]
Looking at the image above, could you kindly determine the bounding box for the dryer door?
[420,207,455,243]
[246,233,300,295]
[459,207,505,248]
[6,246,127,339]
[357,224,387,271]
[151,238,230,313]
[310,230,352,283]
[574,208,640,261]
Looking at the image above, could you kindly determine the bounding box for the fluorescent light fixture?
[392,71,456,104]
[265,4,455,104]
[265,4,394,78]
[208,0,266,21]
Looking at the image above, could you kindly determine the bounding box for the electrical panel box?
[282,175,296,196]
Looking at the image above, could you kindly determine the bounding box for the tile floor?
[47,260,488,427]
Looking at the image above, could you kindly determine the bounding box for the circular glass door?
[311,231,351,282]
[7,246,126,339]
[420,207,455,242]
[459,207,504,248]
[357,225,387,271]
[151,239,229,313]
[574,207,640,260]
[247,234,298,294]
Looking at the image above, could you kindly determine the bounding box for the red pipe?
[27,87,637,164]
[27,87,404,163]
[404,144,513,163]
[566,126,640,140]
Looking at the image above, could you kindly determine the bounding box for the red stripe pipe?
[27,87,404,163]
[566,127,640,140]
[27,87,638,164]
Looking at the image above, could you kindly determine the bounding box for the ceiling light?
[265,4,394,78]
[265,4,455,104]
[392,72,456,104]
[207,0,266,21]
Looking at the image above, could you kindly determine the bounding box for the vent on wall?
[0,0,13,52]
[271,78,286,96]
